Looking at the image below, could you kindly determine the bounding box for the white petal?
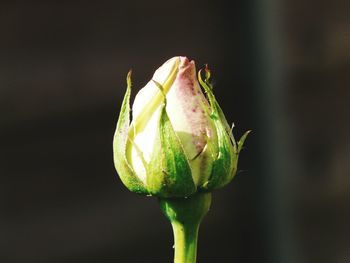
[127,57,180,183]
[129,106,162,184]
[132,57,180,120]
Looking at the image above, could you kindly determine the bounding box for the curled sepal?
[147,102,196,198]
[201,119,236,191]
[198,66,250,191]
[113,71,148,194]
[238,130,251,153]
[229,129,251,177]
[198,67,234,145]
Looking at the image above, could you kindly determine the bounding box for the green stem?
[159,193,212,263]
[171,221,199,263]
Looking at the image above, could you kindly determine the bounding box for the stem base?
[159,193,212,263]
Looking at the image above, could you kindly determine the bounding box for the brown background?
[1,1,349,262]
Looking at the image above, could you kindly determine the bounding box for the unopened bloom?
[113,56,249,198]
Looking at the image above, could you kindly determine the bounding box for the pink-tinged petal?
[166,57,217,184]
[126,56,218,186]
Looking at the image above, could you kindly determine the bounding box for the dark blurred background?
[1,1,349,262]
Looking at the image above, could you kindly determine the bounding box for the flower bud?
[113,56,249,198]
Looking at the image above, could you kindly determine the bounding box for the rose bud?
[113,56,249,198]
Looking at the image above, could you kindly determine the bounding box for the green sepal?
[198,67,235,145]
[113,71,148,194]
[201,116,236,191]
[198,67,249,191]
[229,129,251,179]
[237,130,251,153]
[146,93,196,198]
